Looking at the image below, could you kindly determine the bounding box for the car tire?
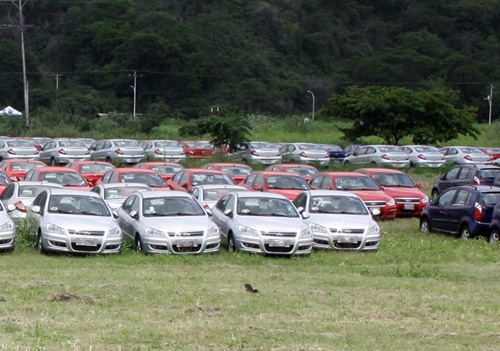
[135,235,144,254]
[420,218,430,233]
[106,157,112,163]
[37,231,46,254]
[488,229,500,243]
[227,233,236,253]
[460,225,472,240]
[50,158,56,166]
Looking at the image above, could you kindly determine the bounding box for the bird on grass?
[244,283,259,293]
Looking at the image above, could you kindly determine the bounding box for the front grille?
[329,228,365,234]
[172,245,201,253]
[68,230,105,236]
[333,241,361,249]
[71,243,102,252]
[261,231,297,237]
[264,245,293,253]
[363,201,386,207]
[395,198,420,204]
[168,231,204,237]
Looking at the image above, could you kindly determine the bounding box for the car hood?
[380,186,427,199]
[140,215,215,231]
[348,190,391,202]
[235,216,306,232]
[45,213,117,230]
[306,213,377,229]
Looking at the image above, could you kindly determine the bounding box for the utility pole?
[307,90,315,120]
[129,71,142,119]
[53,73,63,109]
[485,84,494,125]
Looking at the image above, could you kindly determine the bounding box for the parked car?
[24,166,91,191]
[293,190,381,251]
[309,172,397,219]
[279,143,330,166]
[318,144,346,163]
[431,164,500,199]
[240,171,311,200]
[142,140,187,162]
[0,171,12,195]
[354,168,429,217]
[420,185,500,240]
[90,139,146,165]
[479,147,500,164]
[399,145,446,168]
[91,183,152,210]
[38,138,91,165]
[265,164,319,182]
[134,162,184,182]
[0,159,45,181]
[201,163,254,183]
[229,141,282,165]
[188,184,248,210]
[487,202,500,243]
[30,189,122,254]
[97,168,170,190]
[0,200,16,252]
[65,160,115,186]
[182,141,215,160]
[167,169,235,192]
[211,191,313,255]
[0,181,64,225]
[439,146,491,164]
[0,138,40,161]
[116,191,220,254]
[343,145,410,168]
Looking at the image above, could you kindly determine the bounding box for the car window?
[478,169,500,179]
[216,194,231,212]
[438,189,457,206]
[444,168,460,180]
[48,195,110,216]
[458,168,472,179]
[453,190,471,206]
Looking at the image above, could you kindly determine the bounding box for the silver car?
[211,192,313,255]
[293,190,381,251]
[90,139,146,165]
[229,141,282,165]
[343,145,410,168]
[0,200,15,252]
[439,146,491,164]
[91,183,152,211]
[0,138,40,160]
[1,181,64,225]
[38,138,91,165]
[143,140,187,162]
[188,184,249,210]
[400,145,445,167]
[116,191,220,254]
[279,143,330,166]
[30,189,122,254]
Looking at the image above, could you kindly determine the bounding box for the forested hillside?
[0,0,499,129]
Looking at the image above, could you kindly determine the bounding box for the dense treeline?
[0,0,499,134]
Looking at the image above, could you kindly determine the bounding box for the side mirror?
[205,208,212,216]
[6,204,16,212]
[252,184,262,191]
[370,208,381,217]
[301,211,310,219]
[296,206,304,213]
[325,186,333,190]
[129,210,139,219]
[223,208,233,217]
[181,181,188,188]
[416,182,423,188]
[31,205,41,214]
[112,211,118,219]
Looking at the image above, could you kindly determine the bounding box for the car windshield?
[0,174,10,185]
[40,172,87,186]
[372,173,415,187]
[155,141,181,148]
[219,166,252,176]
[284,168,318,177]
[104,186,150,200]
[481,193,500,207]
[149,165,183,174]
[120,173,166,187]
[48,195,110,216]
[59,140,86,147]
[309,195,368,215]
[80,164,114,173]
[11,162,43,171]
[266,175,311,190]
[18,185,60,198]
[142,197,205,217]
[237,197,299,217]
[486,148,500,153]
[334,177,380,190]
[192,173,235,186]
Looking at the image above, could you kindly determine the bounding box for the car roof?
[303,189,362,198]
[315,171,371,178]
[36,167,79,173]
[47,188,101,197]
[355,168,405,174]
[139,190,192,199]
[114,168,158,174]
[192,184,248,190]
[232,191,289,200]
[453,185,500,193]
[95,182,152,189]
[16,181,65,188]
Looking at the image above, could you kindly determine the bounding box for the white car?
[116,191,220,254]
[211,192,313,255]
[90,183,152,210]
[189,184,249,210]
[293,190,381,251]
[439,146,491,164]
[142,140,187,162]
[279,143,330,166]
[400,145,446,168]
[30,189,122,254]
[343,144,410,168]
[0,200,15,252]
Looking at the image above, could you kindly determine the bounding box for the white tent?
[0,106,22,116]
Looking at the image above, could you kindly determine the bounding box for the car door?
[39,141,54,164]
[117,195,137,241]
[429,189,458,233]
[436,167,463,193]
[211,194,235,245]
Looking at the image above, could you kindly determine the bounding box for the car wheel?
[37,231,46,254]
[227,233,236,253]
[460,225,472,240]
[420,218,430,233]
[106,157,112,163]
[135,235,144,254]
[488,229,500,243]
[50,158,56,166]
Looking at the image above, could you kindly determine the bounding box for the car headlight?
[0,221,14,232]
[422,195,429,204]
[45,223,66,234]
[109,227,121,237]
[309,222,328,234]
[387,198,395,206]
[207,225,219,238]
[367,224,380,236]
[145,227,166,238]
[238,225,259,237]
[300,227,313,238]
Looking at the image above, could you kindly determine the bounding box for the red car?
[167,168,235,192]
[309,172,396,219]
[65,160,115,186]
[240,171,311,200]
[97,168,170,190]
[479,147,500,163]
[134,162,184,182]
[201,163,253,183]
[182,141,215,160]
[354,168,429,217]
[23,166,91,191]
[0,171,12,195]
[0,159,45,181]
[265,163,319,182]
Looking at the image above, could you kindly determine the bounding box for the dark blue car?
[487,203,500,243]
[318,144,346,163]
[420,185,500,241]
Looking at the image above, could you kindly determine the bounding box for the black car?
[431,164,500,199]
[420,185,500,241]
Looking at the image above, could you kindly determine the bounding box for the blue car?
[420,185,500,240]
[487,203,500,243]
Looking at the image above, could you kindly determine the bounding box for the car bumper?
[141,235,220,254]
[395,202,428,217]
[0,229,16,250]
[246,157,282,165]
[56,155,92,164]
[299,157,330,166]
[149,155,187,163]
[115,155,146,164]
[234,234,313,255]
[312,232,380,251]
[40,232,122,254]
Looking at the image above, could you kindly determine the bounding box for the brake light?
[14,200,27,213]
[474,176,480,185]
[417,154,426,160]
[7,149,15,155]
[464,155,473,161]
[58,149,66,154]
[85,150,90,155]
[300,151,308,158]
[188,150,195,155]
[251,150,259,156]
[115,148,123,154]
[475,202,483,221]
[154,149,163,155]
[381,154,389,160]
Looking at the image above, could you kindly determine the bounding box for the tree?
[321,85,479,145]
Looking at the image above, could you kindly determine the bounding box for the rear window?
[481,193,500,207]
[478,169,500,179]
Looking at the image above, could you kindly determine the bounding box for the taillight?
[464,155,473,161]
[154,149,163,155]
[475,202,483,221]
[10,176,18,181]
[300,151,308,158]
[58,149,66,154]
[381,154,389,160]
[14,200,27,213]
[251,150,259,156]
[85,150,90,155]
[417,154,426,160]
[474,176,480,185]
[115,148,123,154]
[7,149,15,155]
[188,150,195,155]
